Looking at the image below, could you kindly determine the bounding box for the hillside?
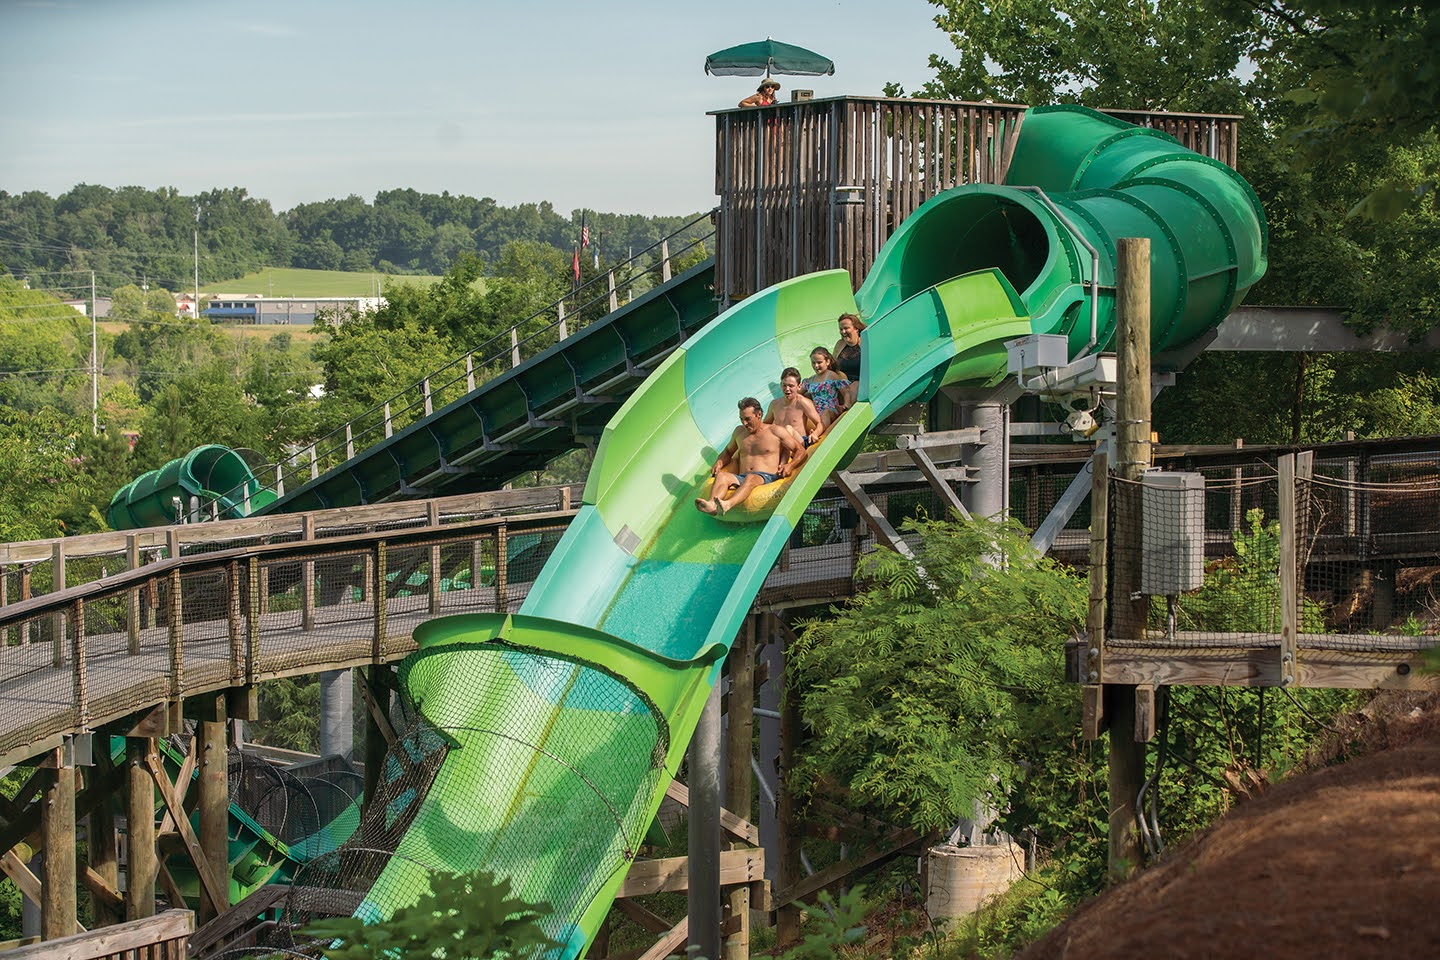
[1019,691,1440,960]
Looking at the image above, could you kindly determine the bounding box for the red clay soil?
[1019,692,1440,960]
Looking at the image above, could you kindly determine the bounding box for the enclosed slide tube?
[106,444,276,529]
[336,106,1265,956]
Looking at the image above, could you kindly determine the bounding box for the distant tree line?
[0,184,710,295]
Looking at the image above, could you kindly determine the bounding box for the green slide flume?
[343,105,1266,957]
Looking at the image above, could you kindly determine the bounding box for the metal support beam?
[1032,439,1109,556]
[688,683,722,960]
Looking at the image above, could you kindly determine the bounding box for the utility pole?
[194,206,200,318]
[90,270,98,435]
[1108,237,1152,880]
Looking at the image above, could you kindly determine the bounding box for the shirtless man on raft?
[764,366,824,475]
[696,396,801,516]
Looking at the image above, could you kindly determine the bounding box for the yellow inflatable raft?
[697,435,821,523]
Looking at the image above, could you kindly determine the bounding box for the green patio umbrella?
[704,38,835,78]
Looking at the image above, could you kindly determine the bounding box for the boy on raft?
[696,397,801,516]
[764,366,825,470]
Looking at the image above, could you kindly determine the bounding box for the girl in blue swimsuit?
[803,346,850,429]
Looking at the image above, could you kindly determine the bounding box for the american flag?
[581,211,589,248]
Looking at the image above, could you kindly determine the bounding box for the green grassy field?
[203,267,467,297]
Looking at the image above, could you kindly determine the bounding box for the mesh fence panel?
[1104,461,1440,656]
[1299,465,1440,652]
[275,642,668,949]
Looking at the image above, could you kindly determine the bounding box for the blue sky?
[0,0,951,216]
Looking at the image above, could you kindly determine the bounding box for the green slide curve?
[340,105,1267,957]
[107,444,276,529]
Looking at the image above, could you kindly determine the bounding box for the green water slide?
[313,105,1266,957]
[106,444,277,530]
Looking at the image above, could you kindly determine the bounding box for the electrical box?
[1140,470,1206,594]
[1005,334,1069,375]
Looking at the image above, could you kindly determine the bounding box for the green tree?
[0,408,92,540]
[791,515,1087,833]
[302,869,556,960]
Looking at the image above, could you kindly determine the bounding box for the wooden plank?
[773,828,923,908]
[906,447,970,520]
[617,849,762,898]
[188,884,285,957]
[613,898,674,935]
[1134,683,1156,743]
[0,849,42,903]
[663,781,759,846]
[831,471,914,560]
[1,909,189,959]
[79,864,123,917]
[635,917,688,960]
[0,483,584,566]
[143,749,227,916]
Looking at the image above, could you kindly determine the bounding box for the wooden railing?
[1,909,192,959]
[711,95,1243,304]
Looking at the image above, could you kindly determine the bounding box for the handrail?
[0,509,579,627]
[204,212,717,514]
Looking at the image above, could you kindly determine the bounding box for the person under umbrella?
[739,78,780,107]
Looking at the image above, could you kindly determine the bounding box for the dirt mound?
[1020,692,1440,960]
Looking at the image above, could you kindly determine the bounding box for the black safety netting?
[239,642,668,956]
[1104,461,1439,653]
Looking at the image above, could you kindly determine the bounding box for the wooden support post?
[510,329,521,368]
[428,502,443,615]
[557,301,568,340]
[197,694,229,922]
[87,754,121,927]
[384,401,394,438]
[126,739,157,920]
[41,760,77,940]
[724,616,756,960]
[495,525,509,612]
[372,542,387,661]
[226,561,243,685]
[50,541,66,668]
[126,535,141,654]
[1278,453,1298,688]
[302,514,317,632]
[1108,236,1151,881]
[608,271,619,312]
[166,551,184,733]
[362,666,393,818]
[71,599,87,731]
[1083,449,1109,740]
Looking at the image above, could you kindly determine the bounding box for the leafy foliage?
[790,515,1087,833]
[301,869,556,960]
[248,676,321,754]
[777,886,870,960]
[0,184,709,291]
[1169,508,1325,635]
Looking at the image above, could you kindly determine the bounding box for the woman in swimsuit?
[738,78,780,108]
[832,313,866,410]
[803,347,850,429]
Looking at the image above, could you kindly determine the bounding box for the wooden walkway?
[5,436,1439,768]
